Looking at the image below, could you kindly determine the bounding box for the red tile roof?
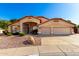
[34,16,48,23]
[38,18,76,26]
[9,16,48,25]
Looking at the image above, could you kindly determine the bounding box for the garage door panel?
[38,27,50,35]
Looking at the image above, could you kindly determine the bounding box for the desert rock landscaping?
[0,35,41,49]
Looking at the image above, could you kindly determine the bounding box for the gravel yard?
[0,35,32,49]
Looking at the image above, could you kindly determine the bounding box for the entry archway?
[23,22,38,34]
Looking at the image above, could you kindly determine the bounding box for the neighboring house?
[0,28,4,34]
[8,16,75,35]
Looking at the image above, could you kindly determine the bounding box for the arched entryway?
[23,22,38,35]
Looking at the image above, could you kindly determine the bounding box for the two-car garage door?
[38,27,72,35]
[51,28,71,35]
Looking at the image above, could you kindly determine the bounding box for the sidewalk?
[0,46,64,56]
[0,45,79,56]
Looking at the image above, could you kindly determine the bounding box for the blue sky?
[0,3,79,24]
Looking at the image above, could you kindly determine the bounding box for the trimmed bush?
[19,32,25,36]
[7,32,12,36]
[12,32,19,35]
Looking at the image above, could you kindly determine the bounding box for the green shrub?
[19,32,25,36]
[7,32,12,36]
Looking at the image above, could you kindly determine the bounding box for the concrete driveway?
[39,34,79,56]
[41,34,79,46]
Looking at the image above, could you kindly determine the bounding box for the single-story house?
[8,16,75,35]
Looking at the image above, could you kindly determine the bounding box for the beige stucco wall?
[39,20,74,28]
[8,25,11,32]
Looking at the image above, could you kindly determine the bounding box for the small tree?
[0,20,10,29]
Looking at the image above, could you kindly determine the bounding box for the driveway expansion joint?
[56,45,67,56]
